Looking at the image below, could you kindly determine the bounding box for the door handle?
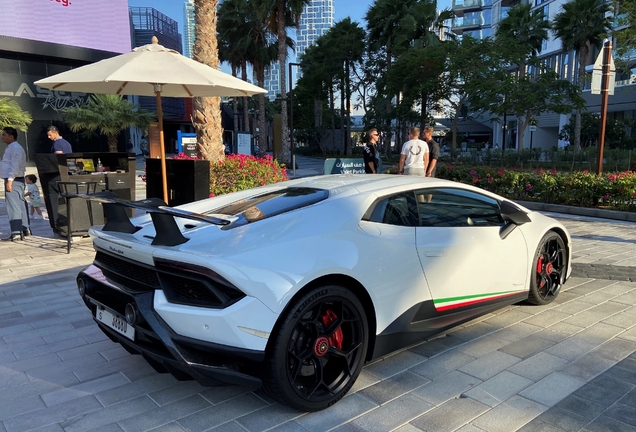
[424,251,446,257]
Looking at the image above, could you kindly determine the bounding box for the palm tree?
[496,3,550,76]
[193,0,224,162]
[553,0,612,149]
[63,94,154,152]
[0,97,32,131]
[496,3,550,150]
[266,0,311,163]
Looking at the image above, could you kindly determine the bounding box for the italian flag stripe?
[433,290,524,312]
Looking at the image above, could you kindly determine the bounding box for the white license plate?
[96,308,135,341]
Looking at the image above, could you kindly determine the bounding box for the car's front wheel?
[263,285,368,411]
[528,231,567,305]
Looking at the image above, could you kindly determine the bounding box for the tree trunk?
[329,81,336,152]
[345,59,352,156]
[193,0,223,162]
[242,61,250,135]
[384,50,393,159]
[277,4,290,163]
[420,90,428,131]
[256,65,267,158]
[340,74,346,155]
[108,134,118,153]
[574,45,589,151]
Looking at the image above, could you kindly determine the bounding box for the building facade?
[450,0,635,150]
[0,0,131,159]
[129,7,185,121]
[183,0,196,59]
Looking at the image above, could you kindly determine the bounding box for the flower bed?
[139,153,288,198]
[436,164,636,211]
[209,153,287,196]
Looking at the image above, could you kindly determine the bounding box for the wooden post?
[596,40,612,176]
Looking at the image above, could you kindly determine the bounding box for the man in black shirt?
[422,126,440,177]
[363,128,380,174]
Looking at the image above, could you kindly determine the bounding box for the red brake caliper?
[322,309,343,350]
[537,256,545,287]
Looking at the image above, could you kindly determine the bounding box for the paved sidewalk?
[0,178,635,431]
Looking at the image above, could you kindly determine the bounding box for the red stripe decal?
[435,291,522,312]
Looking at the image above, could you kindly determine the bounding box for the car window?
[366,192,418,227]
[211,187,329,228]
[414,188,503,227]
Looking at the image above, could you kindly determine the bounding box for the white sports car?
[77,174,571,411]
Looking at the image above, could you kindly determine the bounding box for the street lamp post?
[288,62,301,174]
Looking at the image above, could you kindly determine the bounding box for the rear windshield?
[211,187,329,228]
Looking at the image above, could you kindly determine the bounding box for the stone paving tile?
[117,395,211,432]
[411,371,482,405]
[471,396,548,432]
[457,333,511,358]
[494,322,543,342]
[176,394,267,432]
[583,415,636,432]
[350,393,432,432]
[357,371,429,406]
[458,351,521,381]
[463,371,534,408]
[519,372,586,407]
[0,394,45,422]
[41,373,131,407]
[498,335,556,359]
[61,396,160,432]
[410,397,490,432]
[524,406,589,431]
[408,350,477,381]
[363,350,427,380]
[523,310,572,328]
[292,393,377,432]
[408,333,466,358]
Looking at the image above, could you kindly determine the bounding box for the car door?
[414,187,528,312]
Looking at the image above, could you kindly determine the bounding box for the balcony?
[452,12,490,34]
[452,0,485,17]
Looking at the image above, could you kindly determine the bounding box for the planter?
[145,159,210,206]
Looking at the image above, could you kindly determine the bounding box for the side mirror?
[500,201,531,226]
[499,201,530,240]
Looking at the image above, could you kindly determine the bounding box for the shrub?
[209,154,288,197]
[436,164,636,211]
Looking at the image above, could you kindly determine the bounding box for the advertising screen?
[0,0,131,53]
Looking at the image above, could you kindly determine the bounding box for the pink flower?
[609,174,617,181]
[550,169,557,175]
[604,193,611,200]
[525,183,533,192]
[469,170,477,175]
[582,170,589,174]
[473,177,479,184]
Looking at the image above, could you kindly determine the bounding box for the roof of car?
[285,174,459,195]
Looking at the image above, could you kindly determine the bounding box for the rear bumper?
[78,267,265,388]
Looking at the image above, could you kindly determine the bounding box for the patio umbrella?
[35,37,267,203]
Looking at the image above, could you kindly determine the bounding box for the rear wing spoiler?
[72,192,231,246]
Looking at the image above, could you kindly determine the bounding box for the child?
[25,174,44,220]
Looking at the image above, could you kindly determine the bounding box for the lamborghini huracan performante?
[76,175,571,411]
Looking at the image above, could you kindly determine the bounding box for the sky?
[127,0,375,43]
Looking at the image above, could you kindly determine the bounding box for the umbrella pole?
[155,89,169,204]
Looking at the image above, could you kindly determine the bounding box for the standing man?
[47,126,72,154]
[422,126,440,177]
[363,128,380,174]
[398,127,429,176]
[1,127,29,241]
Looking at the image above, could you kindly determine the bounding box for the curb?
[516,200,636,223]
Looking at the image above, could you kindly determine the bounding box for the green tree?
[193,0,224,162]
[0,98,32,131]
[496,3,551,150]
[63,94,154,152]
[266,0,311,163]
[553,0,613,149]
[614,0,636,60]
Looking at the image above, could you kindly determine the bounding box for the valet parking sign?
[323,158,367,174]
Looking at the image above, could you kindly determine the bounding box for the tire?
[528,231,567,305]
[263,285,368,411]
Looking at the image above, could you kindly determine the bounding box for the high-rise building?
[129,7,185,120]
[263,0,334,98]
[296,0,335,61]
[184,0,195,59]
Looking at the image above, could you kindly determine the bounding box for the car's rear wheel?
[263,285,368,411]
[528,231,566,305]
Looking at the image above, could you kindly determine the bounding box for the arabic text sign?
[324,158,367,175]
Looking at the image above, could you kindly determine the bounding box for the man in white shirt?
[398,127,429,176]
[0,127,29,241]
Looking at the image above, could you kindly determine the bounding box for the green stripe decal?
[433,290,520,306]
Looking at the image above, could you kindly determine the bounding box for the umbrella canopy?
[35,37,266,203]
[35,38,266,97]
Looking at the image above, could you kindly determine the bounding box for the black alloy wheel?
[528,231,567,305]
[264,285,368,411]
